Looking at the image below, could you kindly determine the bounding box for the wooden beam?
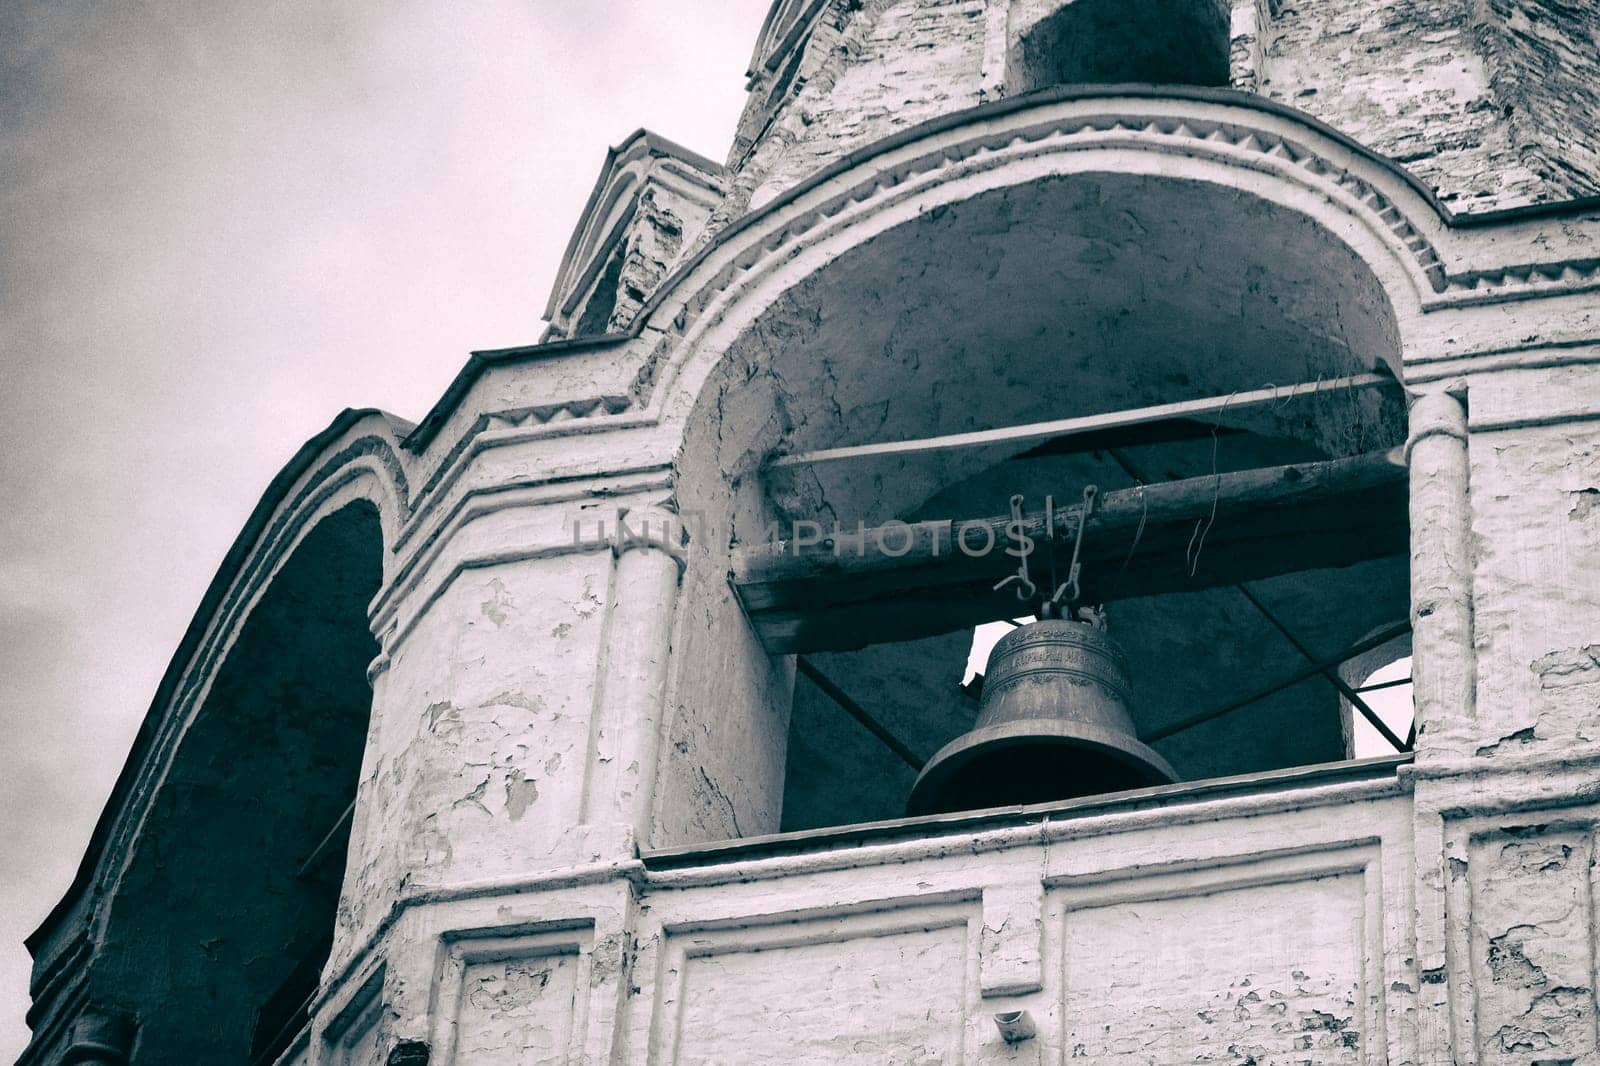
[766,373,1396,471]
[1013,417,1245,459]
[733,449,1407,653]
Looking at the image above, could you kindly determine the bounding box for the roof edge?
[401,333,635,453]
[26,407,409,959]
[402,86,1600,485]
[542,128,728,323]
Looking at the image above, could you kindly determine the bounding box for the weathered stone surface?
[717,0,991,229]
[1258,0,1530,211]
[453,954,580,1063]
[543,132,725,341]
[1478,0,1600,200]
[696,0,1600,270]
[338,551,616,955]
[1467,825,1598,1066]
[21,8,1600,1066]
[1063,874,1367,1066]
[1469,365,1600,756]
[666,912,969,1063]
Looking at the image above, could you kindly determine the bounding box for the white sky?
[0,2,769,1057]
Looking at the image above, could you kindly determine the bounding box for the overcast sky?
[0,2,769,1056]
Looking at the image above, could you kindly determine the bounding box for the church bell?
[907,617,1178,816]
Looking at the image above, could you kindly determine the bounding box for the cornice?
[400,394,641,535]
[1439,256,1600,304]
[642,86,1600,328]
[402,333,634,454]
[393,406,662,557]
[371,465,675,643]
[401,89,1600,495]
[642,754,1411,879]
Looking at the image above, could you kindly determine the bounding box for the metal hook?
[1064,484,1098,603]
[1042,483,1098,613]
[992,494,1037,603]
[992,487,1098,613]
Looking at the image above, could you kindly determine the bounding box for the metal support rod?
[768,372,1395,471]
[1102,448,1411,752]
[797,656,924,771]
[1356,675,1413,694]
[1234,584,1410,753]
[1145,620,1412,742]
[297,796,357,879]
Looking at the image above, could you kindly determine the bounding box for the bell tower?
[19,3,1600,1064]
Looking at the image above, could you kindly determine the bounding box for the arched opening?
[1340,630,1415,758]
[666,163,1411,838]
[1010,0,1232,93]
[92,500,383,1063]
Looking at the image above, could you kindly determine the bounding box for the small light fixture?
[993,1009,1037,1044]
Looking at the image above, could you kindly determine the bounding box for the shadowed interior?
[909,739,1172,815]
[90,501,382,1063]
[1011,0,1233,91]
[671,169,1408,832]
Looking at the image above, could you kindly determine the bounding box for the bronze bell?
[907,618,1178,816]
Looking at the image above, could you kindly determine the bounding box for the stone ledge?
[642,752,1412,873]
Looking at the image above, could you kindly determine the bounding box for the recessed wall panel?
[665,911,971,1064]
[453,953,581,1064]
[1467,825,1598,1066]
[1062,872,1370,1066]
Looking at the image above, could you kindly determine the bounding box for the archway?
[661,148,1413,836]
[1010,0,1232,90]
[91,500,383,1063]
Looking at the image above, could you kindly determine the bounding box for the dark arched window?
[1011,0,1232,92]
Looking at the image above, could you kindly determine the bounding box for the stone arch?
[636,92,1428,841]
[645,94,1434,557]
[644,92,1440,431]
[25,411,411,1064]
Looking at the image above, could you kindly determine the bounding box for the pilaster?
[1406,387,1477,762]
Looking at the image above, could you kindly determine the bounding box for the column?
[1405,388,1475,757]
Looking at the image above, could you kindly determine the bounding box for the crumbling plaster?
[1467,364,1600,757]
[542,132,726,343]
[696,0,1600,275]
[23,77,1600,1066]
